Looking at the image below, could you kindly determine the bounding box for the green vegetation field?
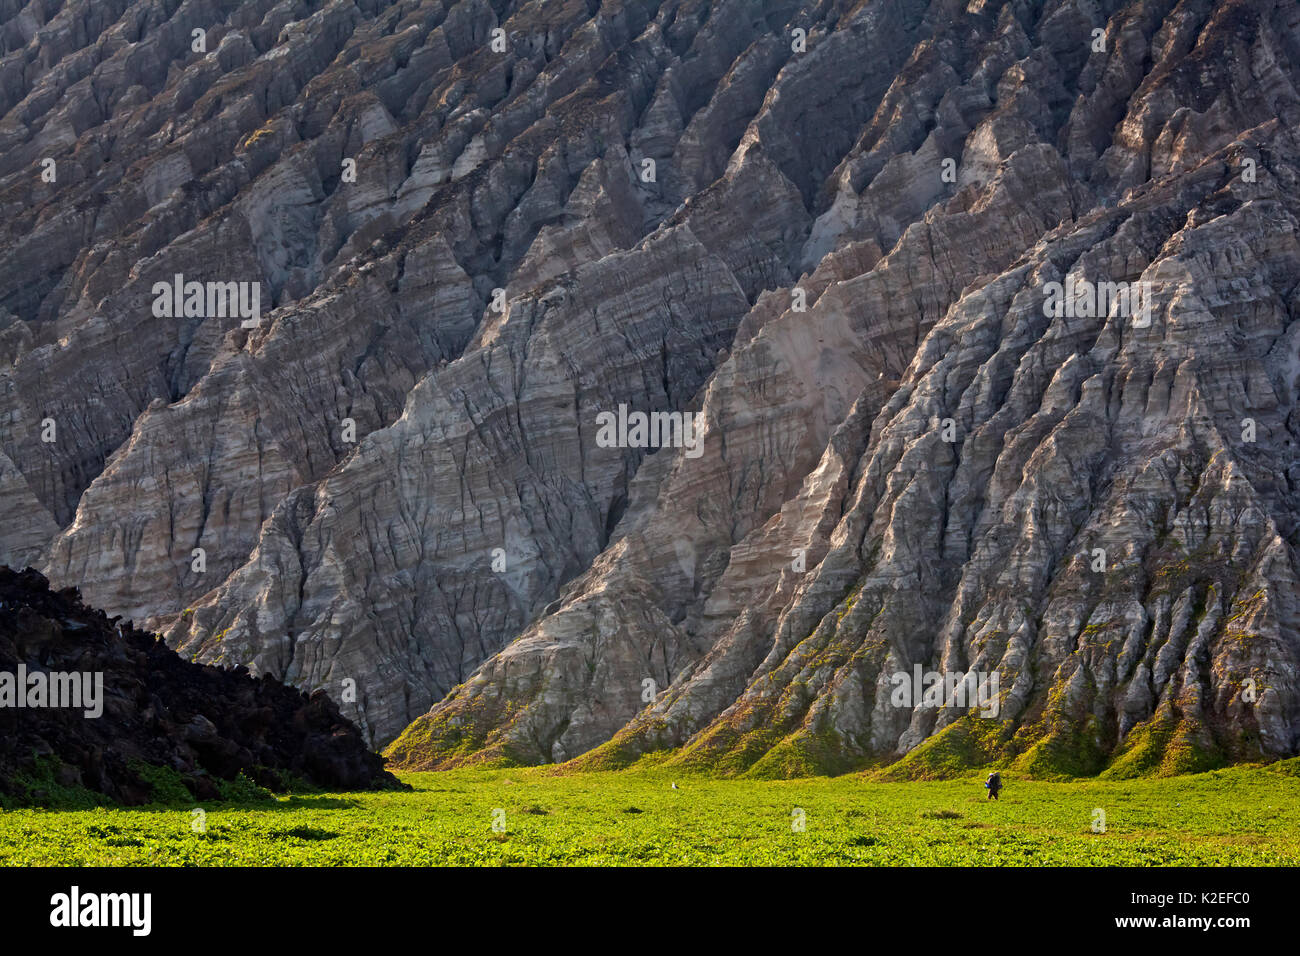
[1,763,1298,866]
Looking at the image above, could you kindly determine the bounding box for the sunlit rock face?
[5,0,1300,774]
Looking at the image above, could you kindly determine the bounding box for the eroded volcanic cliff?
[2,0,1300,777]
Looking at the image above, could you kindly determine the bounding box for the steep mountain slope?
[3,0,1300,776]
[386,0,1300,776]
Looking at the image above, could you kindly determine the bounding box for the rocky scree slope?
[0,567,398,805]
[1,0,1299,777]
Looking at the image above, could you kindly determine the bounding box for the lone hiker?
[985,771,1002,801]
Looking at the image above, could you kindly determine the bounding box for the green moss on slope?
[874,717,1014,781]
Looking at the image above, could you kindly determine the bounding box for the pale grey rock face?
[5,0,1300,777]
[385,0,1300,775]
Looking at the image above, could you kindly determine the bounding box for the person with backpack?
[985,771,1002,800]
